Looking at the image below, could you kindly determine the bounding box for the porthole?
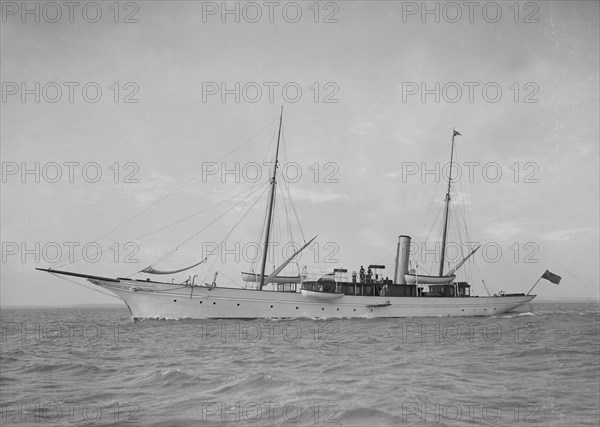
[270,305,273,308]
[173,299,177,302]
[213,302,216,305]
[237,303,240,306]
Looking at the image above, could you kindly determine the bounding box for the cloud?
[483,221,529,241]
[290,188,347,204]
[538,227,599,242]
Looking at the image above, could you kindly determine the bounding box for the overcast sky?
[1,0,598,306]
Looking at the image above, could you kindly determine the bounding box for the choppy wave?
[1,301,599,426]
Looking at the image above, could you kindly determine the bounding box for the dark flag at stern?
[542,269,562,285]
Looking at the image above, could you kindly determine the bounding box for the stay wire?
[50,117,280,269]
[138,181,270,276]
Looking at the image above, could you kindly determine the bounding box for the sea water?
[1,302,598,426]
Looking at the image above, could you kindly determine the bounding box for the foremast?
[438,128,461,277]
[259,107,284,290]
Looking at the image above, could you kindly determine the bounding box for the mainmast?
[259,107,284,290]
[439,128,460,277]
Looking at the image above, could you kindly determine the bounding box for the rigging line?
[148,182,269,267]
[279,177,296,247]
[418,176,444,246]
[275,184,284,247]
[284,188,294,247]
[134,189,263,282]
[252,210,267,272]
[424,202,444,244]
[288,183,306,242]
[278,129,306,244]
[450,148,469,247]
[259,121,281,170]
[145,248,177,269]
[220,184,271,247]
[419,137,447,237]
[250,121,284,271]
[216,117,280,164]
[472,254,487,291]
[224,184,258,248]
[52,181,269,270]
[51,118,280,269]
[49,273,121,300]
[453,198,476,282]
[450,171,476,282]
[133,183,270,278]
[276,198,291,274]
[453,183,474,250]
[242,163,278,274]
[421,202,444,275]
[200,184,271,285]
[274,195,285,270]
[278,132,294,245]
[252,185,270,272]
[254,173,272,260]
[448,168,472,260]
[376,247,397,271]
[218,270,245,289]
[233,123,280,221]
[270,190,282,272]
[281,130,295,245]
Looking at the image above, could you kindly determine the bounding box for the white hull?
[89,279,535,319]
